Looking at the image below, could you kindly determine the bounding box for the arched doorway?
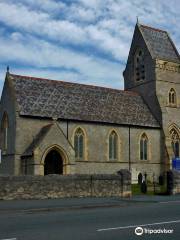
[44,150,63,175]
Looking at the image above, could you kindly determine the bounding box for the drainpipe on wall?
[129,126,131,172]
[67,120,69,140]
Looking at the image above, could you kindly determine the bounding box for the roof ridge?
[140,24,167,33]
[166,32,180,61]
[9,73,139,96]
[139,23,180,63]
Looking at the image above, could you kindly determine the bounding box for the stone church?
[0,23,180,183]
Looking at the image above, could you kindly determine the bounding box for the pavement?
[0,195,180,240]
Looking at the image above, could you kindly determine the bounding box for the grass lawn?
[131,183,167,195]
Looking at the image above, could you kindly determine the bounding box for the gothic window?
[170,128,180,158]
[140,133,148,160]
[169,88,177,106]
[1,112,9,152]
[109,131,118,160]
[134,49,145,82]
[74,128,84,159]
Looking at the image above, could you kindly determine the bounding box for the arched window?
[134,49,145,82]
[74,128,84,159]
[140,133,148,160]
[109,131,118,160]
[169,88,177,106]
[170,128,180,157]
[1,112,9,152]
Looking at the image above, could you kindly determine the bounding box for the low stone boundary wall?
[0,170,131,200]
[167,170,180,195]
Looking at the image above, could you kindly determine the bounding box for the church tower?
[123,23,180,170]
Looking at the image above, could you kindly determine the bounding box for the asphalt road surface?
[0,195,180,240]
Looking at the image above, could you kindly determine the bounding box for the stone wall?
[0,171,131,200]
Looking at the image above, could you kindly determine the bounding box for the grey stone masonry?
[0,171,131,200]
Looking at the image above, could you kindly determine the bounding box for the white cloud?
[0,34,124,89]
[0,2,87,43]
[0,1,129,60]
[3,0,66,13]
[77,0,102,9]
[0,0,179,95]
[0,0,179,62]
[10,32,23,41]
[66,5,97,22]
[87,25,129,60]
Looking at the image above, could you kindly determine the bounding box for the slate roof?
[9,73,159,128]
[139,24,180,63]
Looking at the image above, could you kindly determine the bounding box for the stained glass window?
[140,133,148,160]
[109,131,118,160]
[74,128,84,159]
[170,128,180,157]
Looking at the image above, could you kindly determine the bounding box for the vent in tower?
[134,49,145,82]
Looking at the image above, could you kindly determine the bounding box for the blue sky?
[0,0,179,95]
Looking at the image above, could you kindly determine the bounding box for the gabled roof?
[9,73,159,128]
[139,24,180,63]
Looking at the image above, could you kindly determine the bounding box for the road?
[0,195,180,240]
